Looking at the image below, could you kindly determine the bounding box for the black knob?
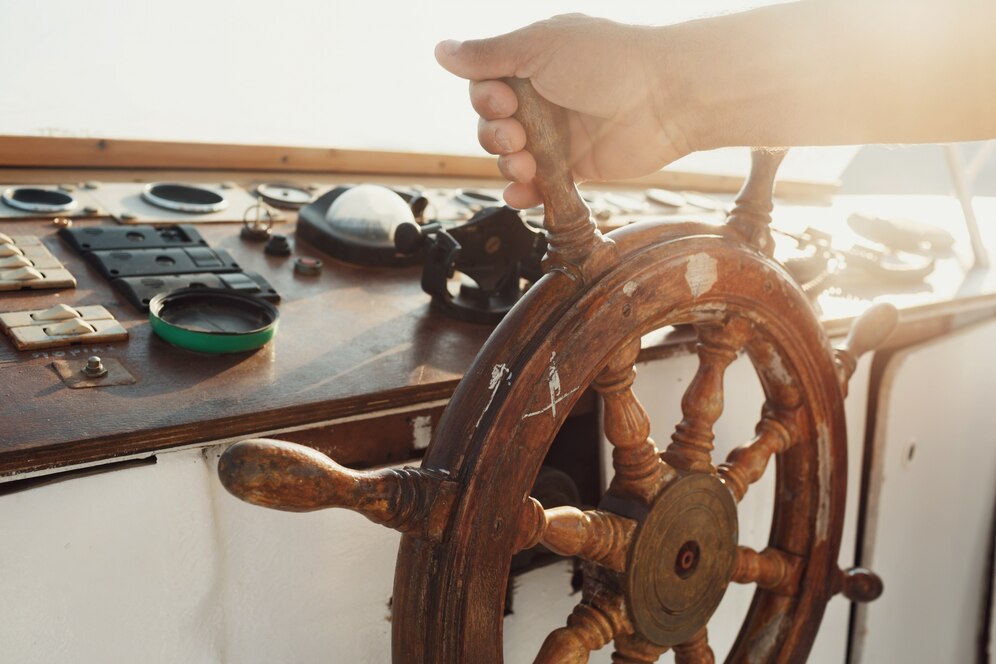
[264,234,292,256]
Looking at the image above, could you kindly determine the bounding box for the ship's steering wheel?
[218,80,891,663]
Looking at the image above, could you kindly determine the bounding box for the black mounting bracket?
[395,206,546,324]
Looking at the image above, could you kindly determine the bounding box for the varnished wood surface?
[0,136,838,198]
[2,171,996,479]
[214,110,903,661]
[0,215,487,477]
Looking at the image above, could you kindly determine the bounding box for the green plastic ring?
[148,287,279,354]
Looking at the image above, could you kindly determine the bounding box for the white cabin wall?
[7,322,996,663]
[206,447,398,664]
[851,318,996,663]
[0,450,223,663]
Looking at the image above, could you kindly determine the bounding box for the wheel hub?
[623,473,739,647]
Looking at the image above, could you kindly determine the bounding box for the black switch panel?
[113,272,279,310]
[86,247,241,278]
[59,224,207,253]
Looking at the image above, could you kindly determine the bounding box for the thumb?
[435,30,535,81]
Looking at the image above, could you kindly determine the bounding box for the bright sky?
[0,0,855,181]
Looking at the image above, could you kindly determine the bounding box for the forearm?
[659,0,996,150]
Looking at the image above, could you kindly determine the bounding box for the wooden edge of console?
[0,135,839,199]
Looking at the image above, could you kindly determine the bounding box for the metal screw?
[82,356,108,378]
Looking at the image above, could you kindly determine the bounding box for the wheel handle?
[504,77,615,280]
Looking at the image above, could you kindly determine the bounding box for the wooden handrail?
[0,135,838,198]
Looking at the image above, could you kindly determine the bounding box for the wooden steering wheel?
[218,80,893,663]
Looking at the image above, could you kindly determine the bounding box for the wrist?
[643,25,705,158]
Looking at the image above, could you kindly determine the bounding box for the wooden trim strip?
[0,135,838,198]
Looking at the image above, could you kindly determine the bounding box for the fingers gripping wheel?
[217,81,894,662]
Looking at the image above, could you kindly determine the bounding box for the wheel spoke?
[673,627,715,664]
[611,633,668,663]
[717,407,800,502]
[514,498,635,572]
[663,317,754,474]
[731,546,802,596]
[594,339,673,503]
[534,595,628,664]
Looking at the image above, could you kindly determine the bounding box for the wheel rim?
[393,232,846,663]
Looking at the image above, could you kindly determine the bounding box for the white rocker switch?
[0,235,76,291]
[3,266,44,281]
[0,255,33,269]
[42,319,96,337]
[30,303,81,321]
[0,243,23,257]
[0,304,127,350]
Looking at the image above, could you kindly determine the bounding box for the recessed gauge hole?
[2,187,78,213]
[142,183,228,214]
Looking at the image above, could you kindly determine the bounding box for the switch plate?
[0,304,127,350]
[85,247,241,279]
[58,224,208,253]
[0,235,76,291]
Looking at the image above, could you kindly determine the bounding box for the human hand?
[435,14,694,209]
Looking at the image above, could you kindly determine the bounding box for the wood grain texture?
[506,78,616,281]
[672,628,715,664]
[594,339,672,503]
[0,217,486,477]
[389,226,857,661]
[718,413,797,502]
[833,567,884,603]
[833,301,899,395]
[662,317,753,474]
[380,102,869,658]
[1,100,977,662]
[726,149,787,256]
[731,546,803,596]
[514,503,636,572]
[0,135,840,198]
[534,597,628,664]
[610,633,669,663]
[218,438,457,541]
